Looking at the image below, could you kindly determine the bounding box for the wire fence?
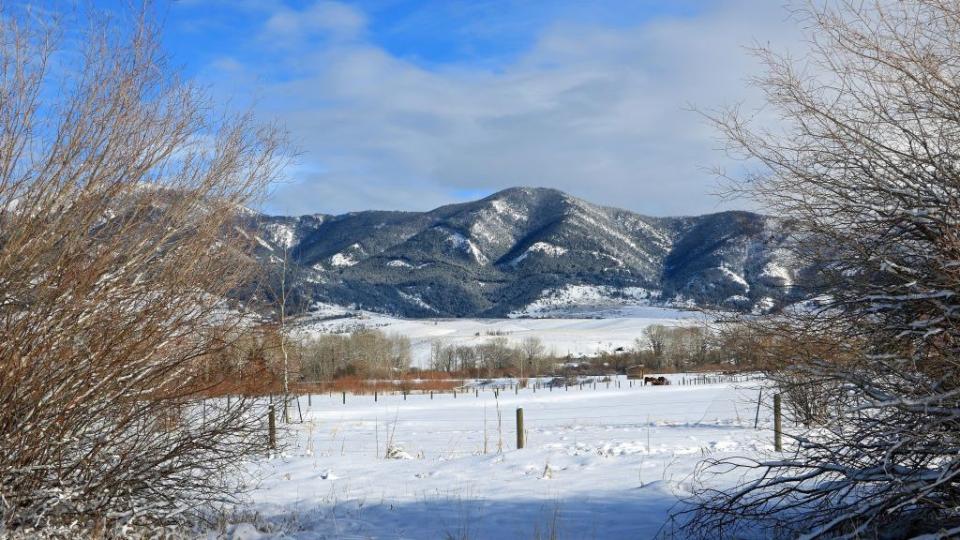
[269,374,775,459]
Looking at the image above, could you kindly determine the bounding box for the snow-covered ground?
[506,284,664,318]
[296,305,706,368]
[234,375,775,539]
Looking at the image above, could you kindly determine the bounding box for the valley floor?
[230,375,775,539]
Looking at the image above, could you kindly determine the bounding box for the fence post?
[430,391,433,400]
[374,391,378,402]
[268,404,276,451]
[774,394,783,451]
[307,393,312,407]
[754,389,763,430]
[342,391,346,405]
[516,407,525,449]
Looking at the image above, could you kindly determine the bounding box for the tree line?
[206,323,767,391]
[422,324,768,378]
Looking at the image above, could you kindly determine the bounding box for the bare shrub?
[681,1,960,537]
[0,5,285,533]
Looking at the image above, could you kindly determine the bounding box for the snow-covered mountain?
[244,187,810,317]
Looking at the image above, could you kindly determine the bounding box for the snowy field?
[234,375,776,539]
[297,306,706,367]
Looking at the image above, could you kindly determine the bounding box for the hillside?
[244,187,808,317]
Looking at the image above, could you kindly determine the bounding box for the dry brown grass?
[191,370,464,398]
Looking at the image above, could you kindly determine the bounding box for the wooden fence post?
[754,389,763,430]
[516,408,525,449]
[268,404,276,451]
[774,394,783,451]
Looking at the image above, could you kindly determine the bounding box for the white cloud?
[224,0,806,216]
[262,1,366,45]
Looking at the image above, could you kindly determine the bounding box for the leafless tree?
[480,337,514,376]
[680,1,960,538]
[519,336,544,380]
[0,5,286,534]
[455,345,479,373]
[267,241,299,422]
[642,325,667,361]
[430,340,457,372]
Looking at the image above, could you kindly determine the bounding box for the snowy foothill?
[229,375,777,539]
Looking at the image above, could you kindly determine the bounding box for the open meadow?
[233,374,776,539]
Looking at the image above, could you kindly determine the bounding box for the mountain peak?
[475,186,565,206]
[485,186,566,198]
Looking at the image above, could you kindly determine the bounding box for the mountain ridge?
[244,187,809,317]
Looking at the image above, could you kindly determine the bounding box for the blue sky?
[161,1,702,72]
[95,0,802,216]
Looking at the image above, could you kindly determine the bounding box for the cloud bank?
[198,0,804,216]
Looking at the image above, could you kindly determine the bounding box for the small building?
[626,365,645,379]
